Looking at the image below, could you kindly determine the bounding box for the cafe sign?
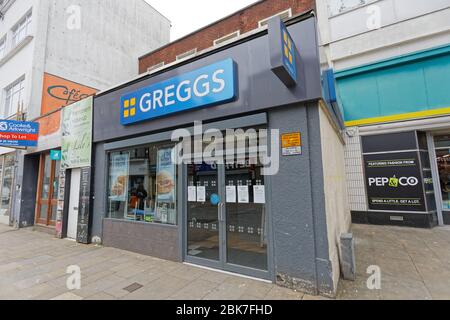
[61,96,93,169]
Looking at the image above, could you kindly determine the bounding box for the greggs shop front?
[90,14,351,297]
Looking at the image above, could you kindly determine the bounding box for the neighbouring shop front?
[15,74,96,232]
[336,44,450,228]
[90,13,351,297]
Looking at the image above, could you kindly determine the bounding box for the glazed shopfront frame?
[100,115,274,280]
[91,13,350,296]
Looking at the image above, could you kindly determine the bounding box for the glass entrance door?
[36,153,60,227]
[185,160,269,278]
[187,163,221,262]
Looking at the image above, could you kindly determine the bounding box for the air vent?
[176,48,197,61]
[258,8,292,28]
[214,31,240,46]
[147,62,165,73]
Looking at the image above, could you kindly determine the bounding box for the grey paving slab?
[2,223,450,300]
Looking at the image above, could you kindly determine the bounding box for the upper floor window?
[328,0,373,16]
[0,36,6,59]
[4,77,25,118]
[11,11,32,48]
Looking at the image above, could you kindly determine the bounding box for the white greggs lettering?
[140,70,226,112]
[120,59,237,126]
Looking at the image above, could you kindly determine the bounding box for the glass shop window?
[435,135,450,210]
[107,143,177,225]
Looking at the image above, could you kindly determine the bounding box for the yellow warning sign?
[281,132,302,156]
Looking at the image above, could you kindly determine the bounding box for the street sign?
[50,150,62,161]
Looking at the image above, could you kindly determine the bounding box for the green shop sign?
[61,96,93,169]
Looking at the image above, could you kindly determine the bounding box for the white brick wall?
[344,127,368,212]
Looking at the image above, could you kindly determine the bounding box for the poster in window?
[226,186,237,203]
[364,152,426,212]
[61,96,93,169]
[237,186,249,204]
[197,186,206,203]
[253,185,266,204]
[109,153,130,202]
[156,148,176,224]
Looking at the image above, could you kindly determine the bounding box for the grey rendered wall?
[269,102,334,296]
[43,0,170,90]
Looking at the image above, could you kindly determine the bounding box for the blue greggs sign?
[121,59,237,125]
[268,17,299,88]
[280,21,297,85]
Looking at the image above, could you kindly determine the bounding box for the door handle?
[218,202,225,222]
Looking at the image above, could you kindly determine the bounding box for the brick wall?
[139,0,315,74]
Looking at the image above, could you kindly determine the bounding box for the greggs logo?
[121,59,237,125]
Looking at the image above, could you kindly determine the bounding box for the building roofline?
[97,10,315,98]
[140,0,171,25]
[138,0,266,61]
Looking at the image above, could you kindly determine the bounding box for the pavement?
[1,222,450,300]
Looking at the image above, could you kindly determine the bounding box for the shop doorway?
[35,153,60,227]
[67,169,81,239]
[430,134,450,225]
[185,159,269,279]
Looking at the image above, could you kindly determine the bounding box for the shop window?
[107,143,178,226]
[0,153,15,222]
[435,135,450,210]
[36,152,60,227]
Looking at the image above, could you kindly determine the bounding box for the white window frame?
[258,8,292,28]
[0,36,6,59]
[3,77,25,118]
[214,30,241,46]
[176,48,197,61]
[11,10,32,48]
[147,61,165,73]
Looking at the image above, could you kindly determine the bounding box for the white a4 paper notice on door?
[237,186,249,204]
[226,186,237,203]
[253,185,266,204]
[188,186,197,202]
[197,186,206,203]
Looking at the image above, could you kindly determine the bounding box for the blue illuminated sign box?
[0,120,39,148]
[280,21,297,84]
[268,17,299,88]
[121,59,237,125]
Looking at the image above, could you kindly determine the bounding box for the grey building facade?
[90,13,351,297]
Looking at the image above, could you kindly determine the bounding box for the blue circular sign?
[210,194,220,206]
